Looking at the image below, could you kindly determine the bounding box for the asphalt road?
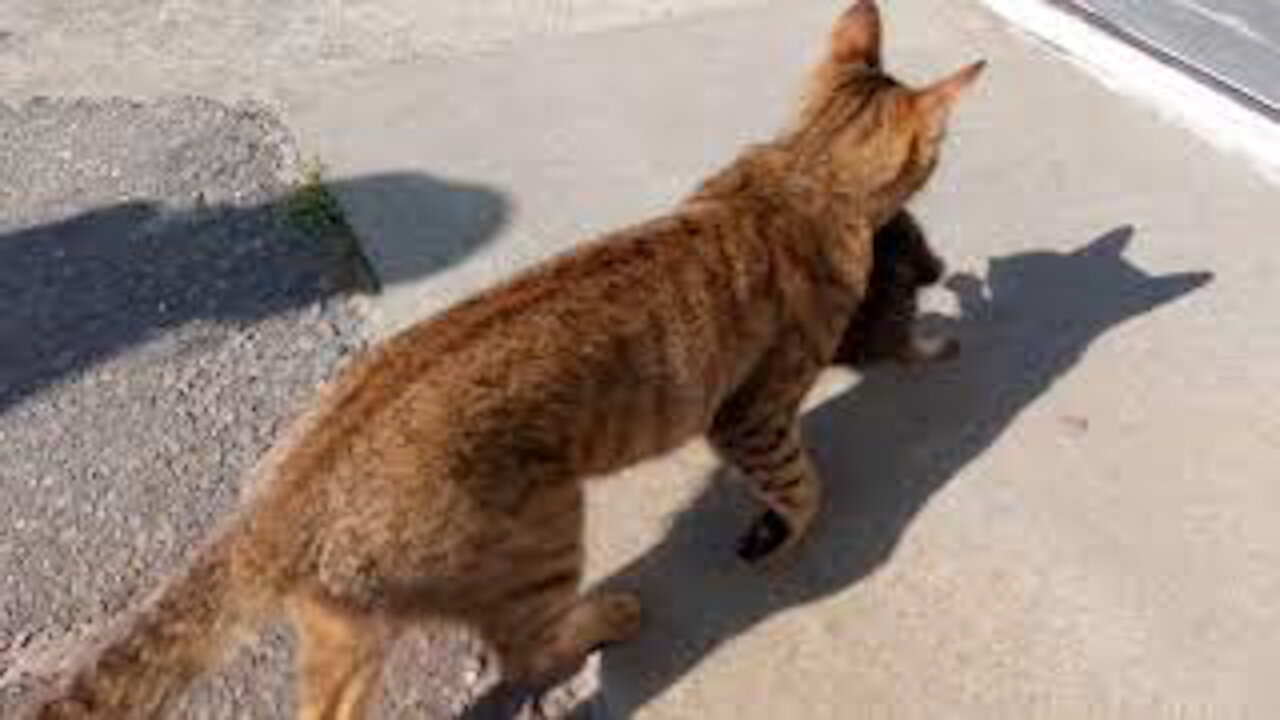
[0,97,403,717]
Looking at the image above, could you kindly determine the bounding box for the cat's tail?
[30,517,288,719]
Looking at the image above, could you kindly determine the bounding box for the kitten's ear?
[830,0,883,68]
[913,60,986,124]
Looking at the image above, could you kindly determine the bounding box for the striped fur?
[30,2,983,718]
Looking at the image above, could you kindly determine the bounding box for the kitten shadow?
[572,226,1212,718]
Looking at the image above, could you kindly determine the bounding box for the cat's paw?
[590,591,644,647]
[736,510,795,567]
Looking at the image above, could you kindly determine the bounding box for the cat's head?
[794,0,985,222]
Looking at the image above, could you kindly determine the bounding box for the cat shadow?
[577,226,1213,718]
[0,171,508,413]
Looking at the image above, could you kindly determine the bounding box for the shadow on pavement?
[581,226,1213,718]
[0,171,508,413]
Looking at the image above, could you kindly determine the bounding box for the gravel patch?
[0,96,496,717]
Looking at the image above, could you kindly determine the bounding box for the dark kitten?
[834,209,958,368]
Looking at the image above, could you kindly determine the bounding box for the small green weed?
[284,160,379,292]
[286,162,347,238]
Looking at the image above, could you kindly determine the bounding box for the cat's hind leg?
[466,484,643,712]
[484,538,642,688]
[289,594,396,720]
[464,584,641,719]
[502,590,643,685]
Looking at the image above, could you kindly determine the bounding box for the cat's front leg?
[711,413,822,568]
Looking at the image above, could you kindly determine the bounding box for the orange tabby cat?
[30,2,983,717]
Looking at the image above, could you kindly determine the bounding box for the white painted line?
[1169,0,1266,45]
[982,0,1280,184]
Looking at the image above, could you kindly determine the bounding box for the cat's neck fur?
[686,140,889,291]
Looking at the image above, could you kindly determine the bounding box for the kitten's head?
[794,0,985,222]
[834,210,948,368]
[877,210,945,289]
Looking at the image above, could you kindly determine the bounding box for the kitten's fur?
[31,3,983,718]
[835,209,958,368]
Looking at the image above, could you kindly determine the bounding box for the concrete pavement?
[5,0,1280,716]
[289,0,1280,717]
[0,0,771,102]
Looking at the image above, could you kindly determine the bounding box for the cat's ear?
[830,0,883,68]
[1074,225,1133,257]
[913,60,987,125]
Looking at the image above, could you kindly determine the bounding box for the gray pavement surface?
[0,0,770,102]
[291,0,1280,717]
[0,98,489,718]
[4,0,1280,718]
